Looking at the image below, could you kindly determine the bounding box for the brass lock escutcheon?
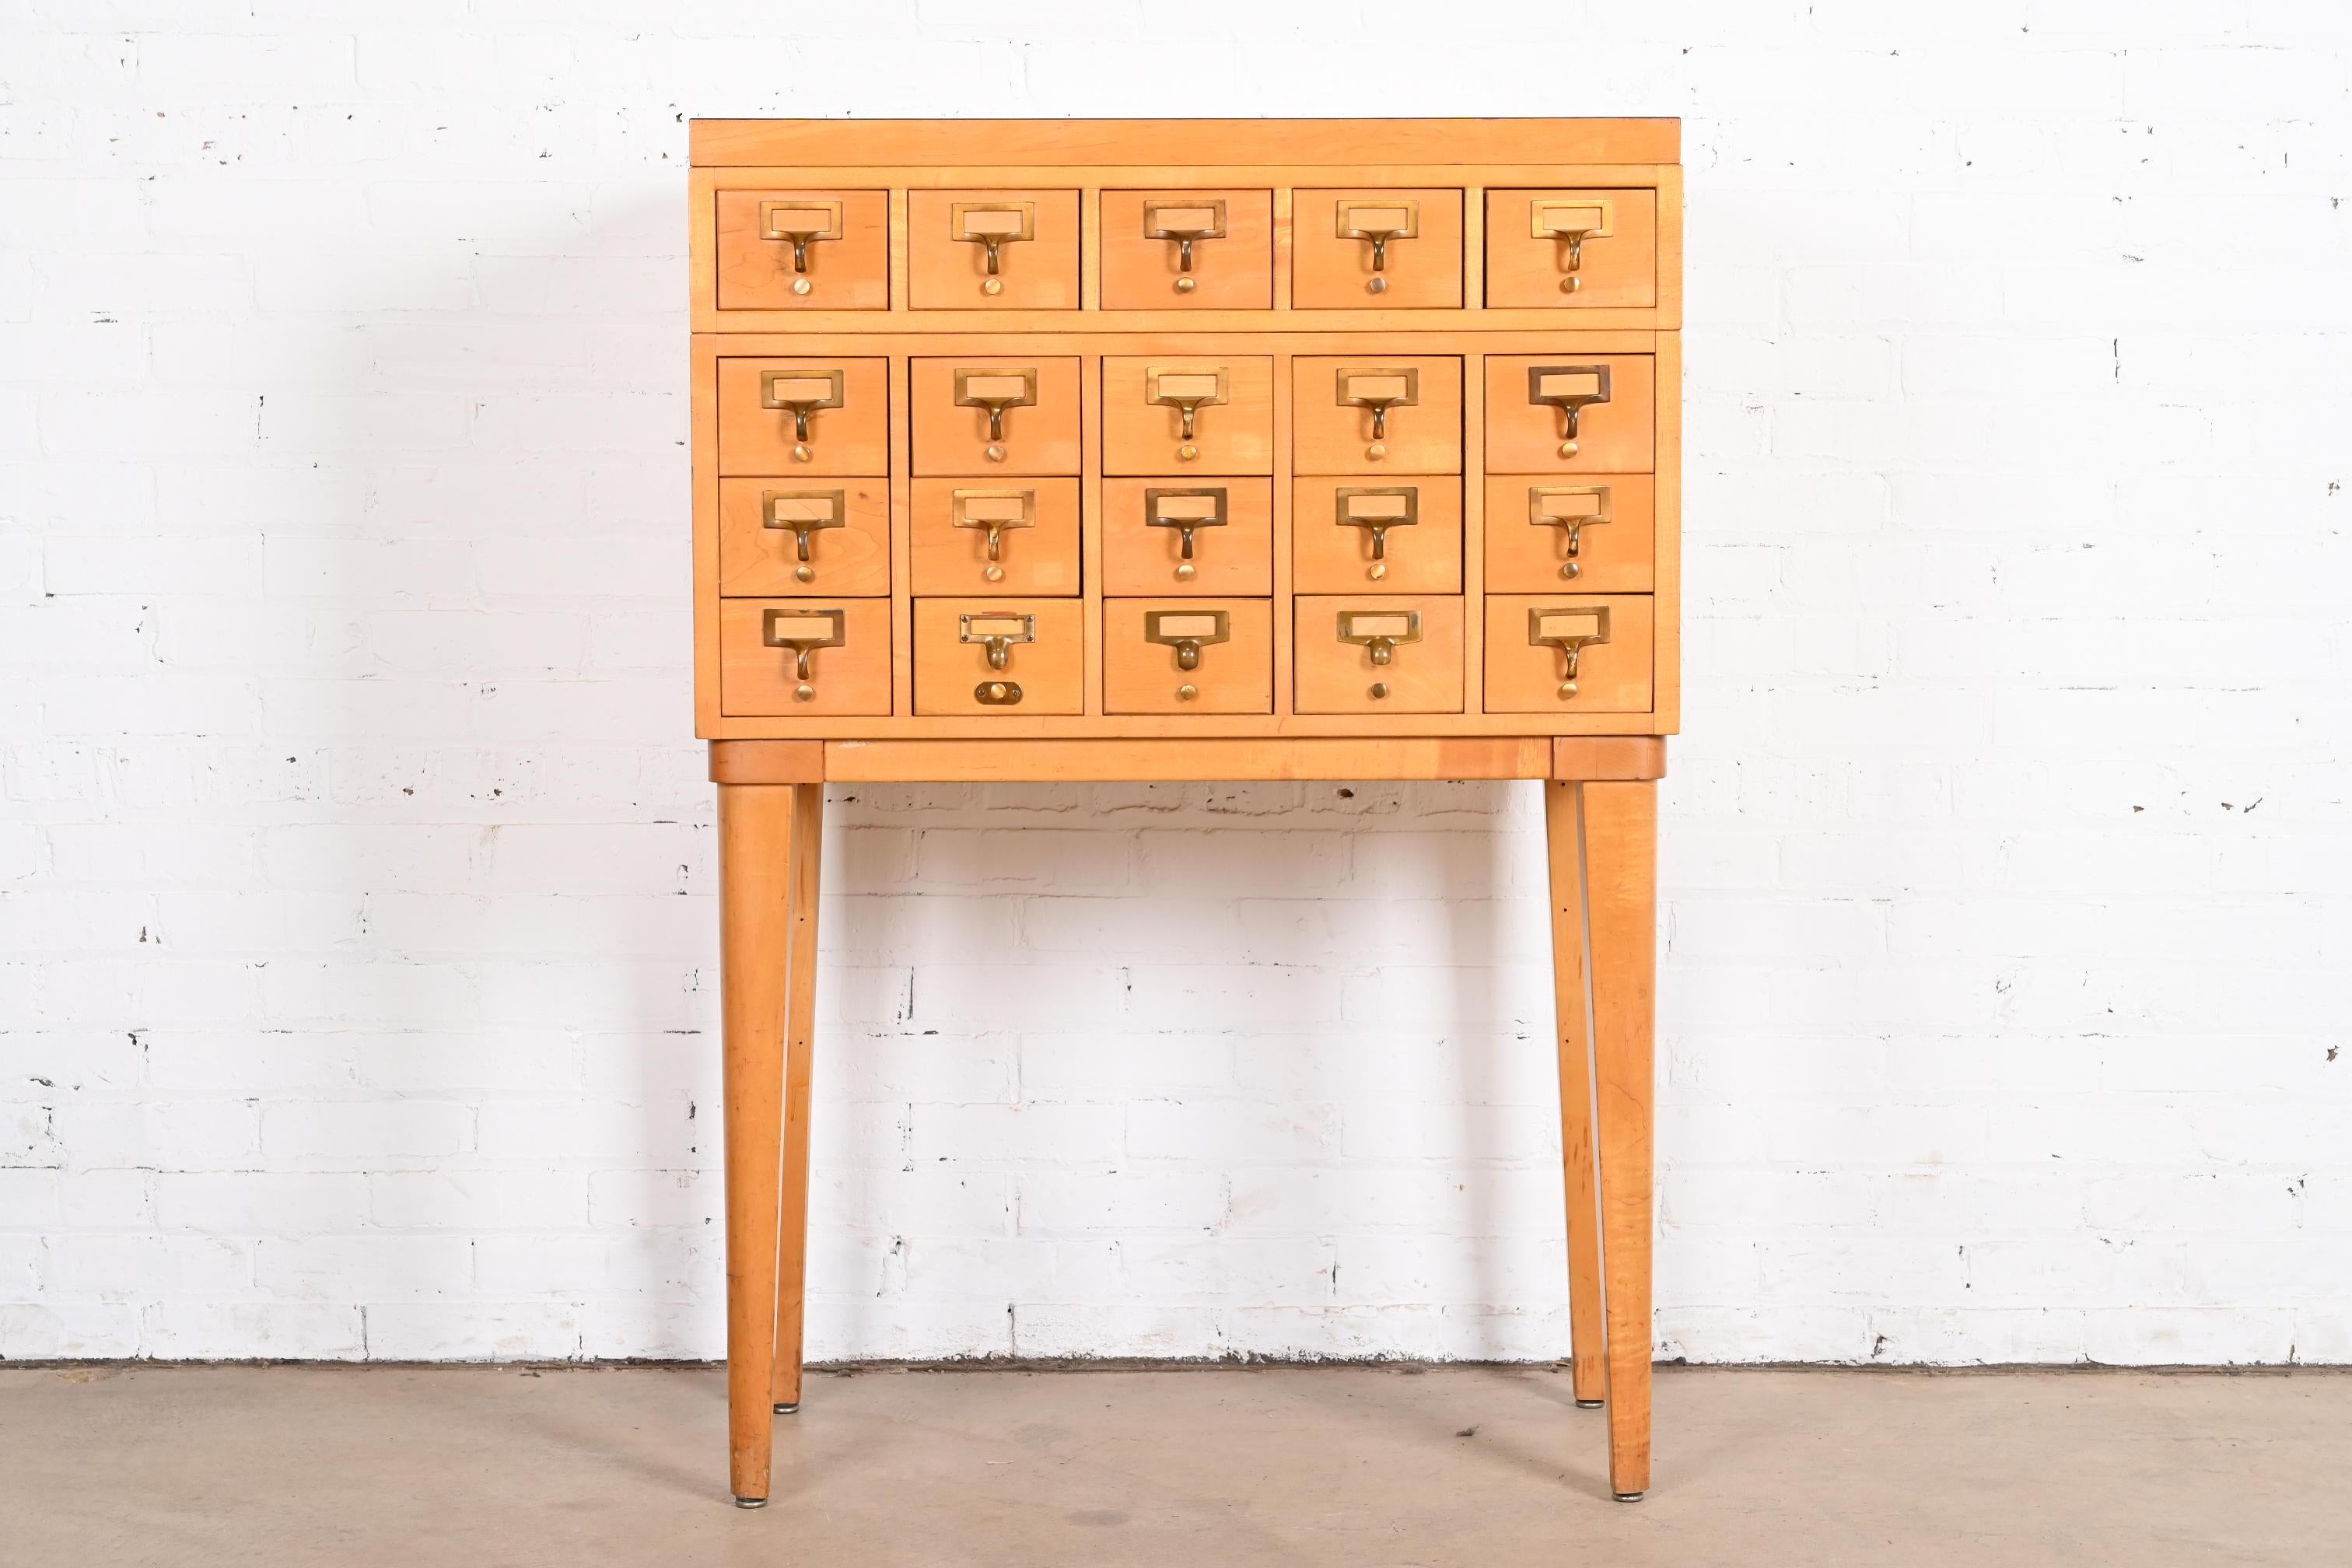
[951,488,1036,583]
[1335,486,1419,579]
[1528,364,1611,458]
[1337,607,1422,667]
[762,490,846,582]
[1528,605,1612,699]
[959,611,1036,673]
[1531,198,1615,292]
[761,607,846,702]
[1337,366,1419,459]
[1335,198,1419,293]
[1145,488,1228,573]
[950,201,1034,289]
[1528,485,1612,579]
[1143,199,1227,291]
[954,366,1038,456]
[1145,609,1230,688]
[760,368,845,457]
[1147,366,1228,448]
[758,199,843,275]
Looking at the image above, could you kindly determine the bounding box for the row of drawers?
[716,356,1657,477]
[720,596,1654,717]
[717,187,1660,312]
[717,476,1656,598]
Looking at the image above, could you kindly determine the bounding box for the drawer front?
[719,600,892,716]
[1104,598,1273,715]
[715,189,890,311]
[717,478,891,597]
[1291,188,1464,309]
[1484,594,1654,714]
[909,478,1081,597]
[1482,474,1654,593]
[913,599,1084,716]
[717,358,890,476]
[908,188,1080,310]
[1101,355,1274,475]
[910,357,1083,476]
[1483,355,1656,474]
[1292,478,1462,594]
[1293,595,1465,715]
[1101,478,1273,597]
[1483,189,1659,310]
[1101,189,1274,310]
[1292,355,1463,474]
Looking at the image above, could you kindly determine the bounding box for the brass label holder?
[959,611,1036,672]
[954,366,1039,451]
[1335,198,1419,291]
[1531,198,1615,291]
[1336,607,1422,667]
[1335,485,1419,577]
[1528,485,1612,579]
[758,200,843,274]
[950,201,1034,293]
[1145,487,1229,567]
[761,489,847,575]
[761,607,846,697]
[760,368,845,451]
[1528,605,1612,699]
[950,488,1037,582]
[1144,609,1230,673]
[1147,366,1228,451]
[1336,366,1419,458]
[1143,199,1227,284]
[1528,364,1612,458]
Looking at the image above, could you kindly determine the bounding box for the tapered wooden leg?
[771,783,823,1412]
[719,782,796,1507]
[1584,779,1657,1500]
[1544,782,1607,1407]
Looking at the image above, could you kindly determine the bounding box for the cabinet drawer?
[913,599,1084,716]
[714,189,890,311]
[1484,594,1654,714]
[1484,355,1655,474]
[719,600,892,716]
[910,357,1082,476]
[717,478,891,597]
[909,478,1081,597]
[1101,355,1273,475]
[1101,478,1272,597]
[1104,599,1272,715]
[1483,474,1654,593]
[1292,356,1462,474]
[908,189,1080,310]
[1101,189,1274,310]
[1293,595,1465,715]
[1483,189,1658,310]
[1292,478,1461,594]
[717,358,890,476]
[1291,189,1464,309]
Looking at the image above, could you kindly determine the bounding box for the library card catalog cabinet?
[689,118,1682,1507]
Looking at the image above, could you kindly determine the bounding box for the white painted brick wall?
[3,3,2348,1367]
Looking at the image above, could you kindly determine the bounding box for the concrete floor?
[1,1363,2342,1566]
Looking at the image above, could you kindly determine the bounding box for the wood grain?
[1291,188,1465,310]
[906,188,1081,310]
[716,356,891,477]
[908,355,1083,476]
[1100,354,1275,475]
[1101,597,1274,715]
[1100,187,1275,310]
[1482,188,1659,310]
[1545,781,1607,1405]
[912,597,1085,716]
[1482,593,1655,715]
[1291,476,1464,595]
[908,476,1083,597]
[716,188,890,312]
[717,478,892,599]
[1291,354,1465,476]
[692,119,1683,168]
[1292,593,1465,715]
[771,782,824,1412]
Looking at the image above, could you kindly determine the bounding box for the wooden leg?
[771,784,823,1412]
[1584,779,1657,1501]
[1543,782,1607,1407]
[719,782,796,1507]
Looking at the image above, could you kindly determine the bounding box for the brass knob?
[982,278,1003,296]
[984,564,1004,583]
[1177,443,1198,462]
[1174,562,1196,582]
[1369,681,1390,699]
[795,565,814,583]
[1368,562,1387,581]
[793,683,816,702]
[792,278,813,296]
[1560,275,1580,294]
[1177,683,1197,702]
[1366,441,1387,460]
[792,443,812,463]
[1174,276,1196,294]
[1367,276,1388,295]
[985,443,1006,463]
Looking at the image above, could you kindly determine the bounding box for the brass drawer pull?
[758,200,843,292]
[1148,366,1227,458]
[1531,198,1614,293]
[1143,200,1226,294]
[951,488,1036,583]
[1529,605,1612,699]
[761,489,845,583]
[950,201,1034,295]
[1528,364,1611,459]
[954,366,1038,462]
[1336,366,1419,460]
[1144,609,1231,691]
[1335,199,1419,294]
[1528,485,1612,579]
[1335,486,1419,580]
[760,369,845,462]
[761,607,846,702]
[959,611,1036,672]
[1145,487,1227,582]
